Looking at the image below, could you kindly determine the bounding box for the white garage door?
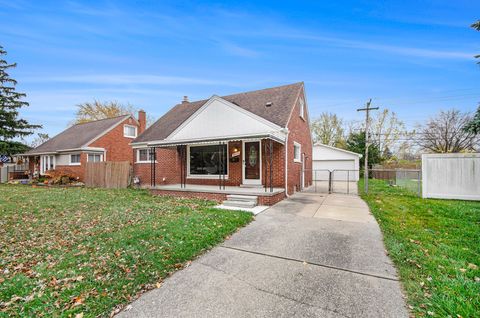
[312,160,358,181]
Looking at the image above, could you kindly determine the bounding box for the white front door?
[242,140,262,185]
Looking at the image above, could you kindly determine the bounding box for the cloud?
[22,74,240,86]
[219,41,260,58]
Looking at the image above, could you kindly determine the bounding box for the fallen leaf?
[467,263,478,270]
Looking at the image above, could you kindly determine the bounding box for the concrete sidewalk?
[118,193,408,318]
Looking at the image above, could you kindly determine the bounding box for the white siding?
[56,154,70,166]
[312,144,361,181]
[168,98,280,141]
[422,153,480,201]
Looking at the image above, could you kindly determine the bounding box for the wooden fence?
[85,161,131,188]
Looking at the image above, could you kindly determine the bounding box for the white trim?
[87,153,103,162]
[313,143,363,157]
[293,141,302,163]
[136,148,156,164]
[284,129,289,197]
[69,153,81,166]
[242,140,262,185]
[123,124,138,138]
[167,95,283,140]
[299,97,305,120]
[40,155,56,175]
[143,132,286,147]
[186,143,229,179]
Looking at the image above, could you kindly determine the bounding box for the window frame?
[69,153,81,166]
[123,124,137,138]
[299,98,305,120]
[136,148,156,163]
[293,142,302,163]
[87,153,103,163]
[187,144,229,179]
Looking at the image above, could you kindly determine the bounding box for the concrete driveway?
[118,193,408,318]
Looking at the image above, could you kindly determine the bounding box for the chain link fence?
[368,169,422,196]
[304,168,421,196]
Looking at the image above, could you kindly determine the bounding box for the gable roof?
[313,143,363,157]
[25,115,131,155]
[134,82,304,143]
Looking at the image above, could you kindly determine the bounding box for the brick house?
[131,83,312,206]
[24,111,146,181]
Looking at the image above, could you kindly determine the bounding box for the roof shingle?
[134,82,303,143]
[25,115,130,155]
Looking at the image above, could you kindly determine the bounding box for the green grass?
[0,185,253,317]
[360,179,480,317]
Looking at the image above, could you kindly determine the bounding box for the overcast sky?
[1,0,479,139]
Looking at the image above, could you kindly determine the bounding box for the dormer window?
[124,125,137,138]
[299,98,305,119]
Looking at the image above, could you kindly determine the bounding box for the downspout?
[283,128,290,197]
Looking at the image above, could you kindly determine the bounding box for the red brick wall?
[150,189,285,206]
[134,140,285,188]
[51,153,87,181]
[133,147,180,186]
[89,116,140,164]
[286,88,313,195]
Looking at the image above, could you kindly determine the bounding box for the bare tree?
[310,112,345,147]
[72,100,154,126]
[27,133,50,148]
[416,109,479,153]
[371,109,406,158]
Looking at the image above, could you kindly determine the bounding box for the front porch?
[150,183,286,206]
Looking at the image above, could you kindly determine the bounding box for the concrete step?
[239,184,263,188]
[226,194,258,203]
[222,200,257,209]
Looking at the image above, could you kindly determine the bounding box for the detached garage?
[312,144,362,181]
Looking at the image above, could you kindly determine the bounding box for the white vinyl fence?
[422,153,480,201]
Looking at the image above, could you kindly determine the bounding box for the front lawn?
[360,179,479,317]
[0,185,253,317]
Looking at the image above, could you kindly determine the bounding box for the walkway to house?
[118,193,408,318]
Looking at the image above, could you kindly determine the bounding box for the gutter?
[283,128,290,197]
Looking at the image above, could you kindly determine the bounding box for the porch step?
[226,194,258,203]
[222,200,257,209]
[239,184,263,188]
[223,195,258,209]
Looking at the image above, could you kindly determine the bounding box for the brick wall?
[150,189,285,206]
[286,88,313,195]
[134,140,285,188]
[89,116,140,164]
[51,153,87,181]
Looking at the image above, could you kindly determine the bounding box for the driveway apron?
[118,192,408,318]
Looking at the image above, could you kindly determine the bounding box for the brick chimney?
[138,110,146,134]
[182,96,189,104]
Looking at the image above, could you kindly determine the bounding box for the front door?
[243,141,261,185]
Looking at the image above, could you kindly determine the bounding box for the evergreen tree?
[0,45,40,157]
[346,131,382,169]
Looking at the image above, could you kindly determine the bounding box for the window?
[124,125,137,138]
[188,145,227,176]
[70,154,81,165]
[299,98,305,119]
[87,154,103,162]
[293,142,301,162]
[136,148,155,163]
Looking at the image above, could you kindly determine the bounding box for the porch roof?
[139,132,286,148]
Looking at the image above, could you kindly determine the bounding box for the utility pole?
[357,99,378,194]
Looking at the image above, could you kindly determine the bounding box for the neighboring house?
[312,143,362,181]
[24,111,146,181]
[131,82,312,206]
